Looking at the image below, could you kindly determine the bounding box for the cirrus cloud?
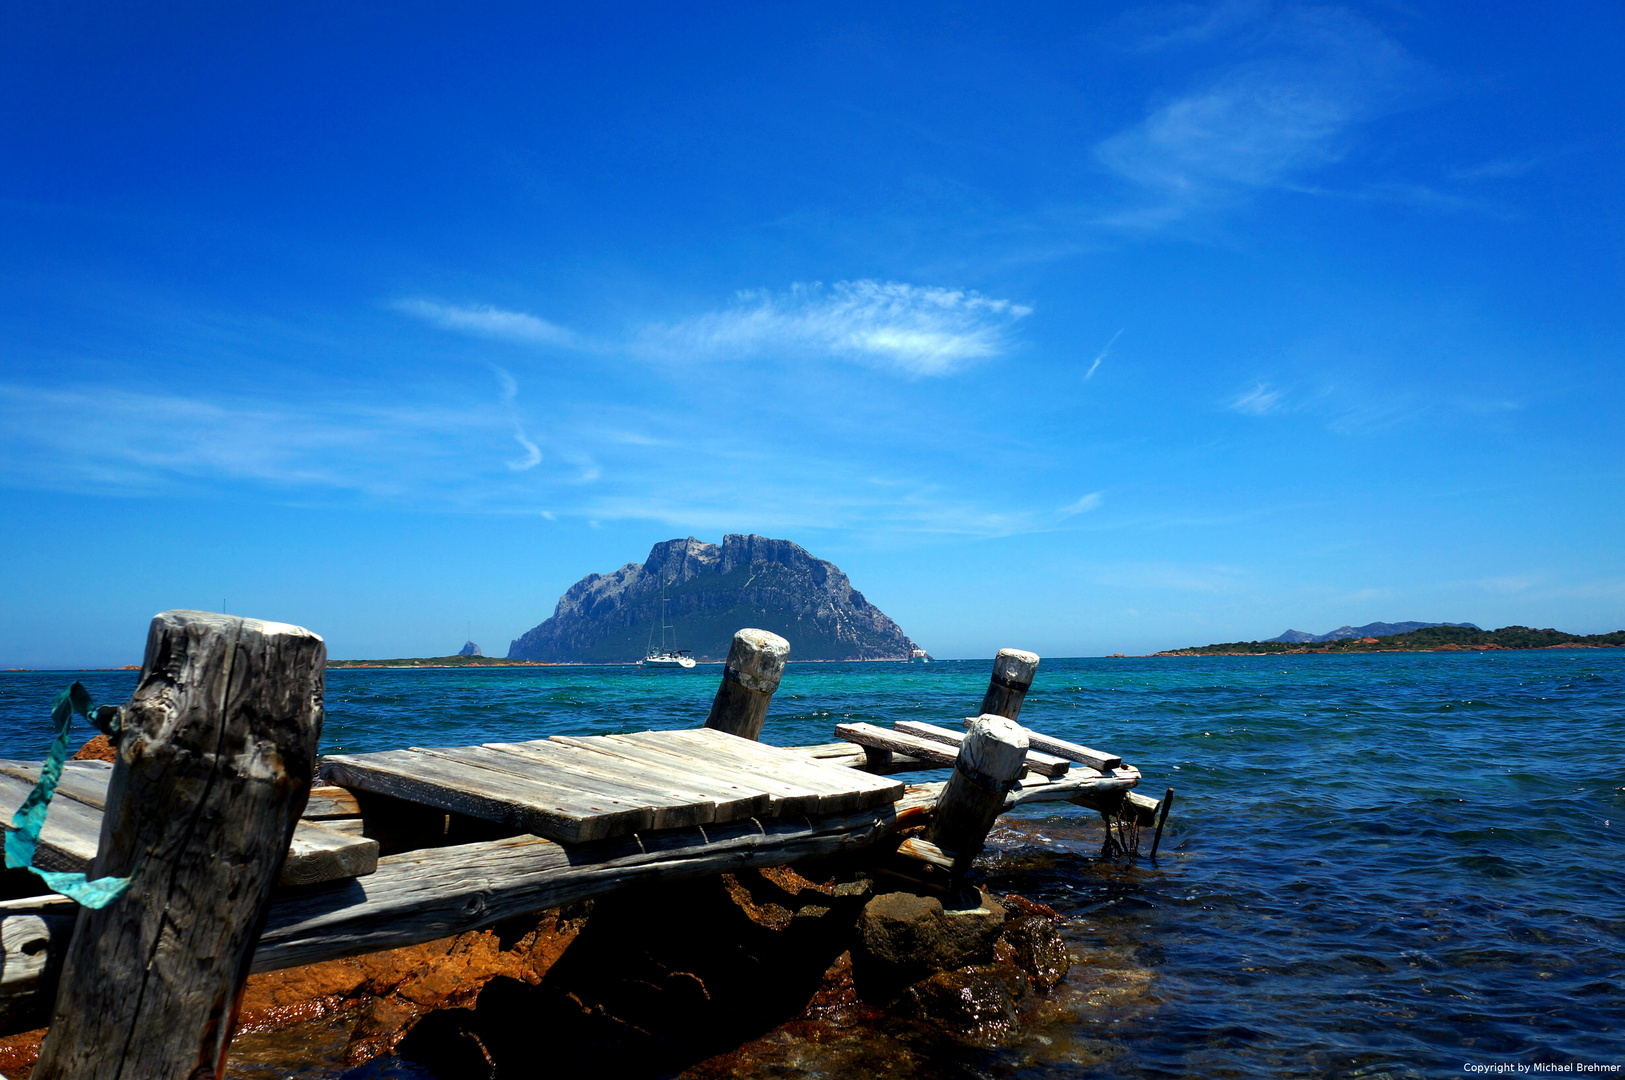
[637,280,1032,377]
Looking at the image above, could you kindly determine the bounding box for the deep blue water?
[2,651,1621,1078]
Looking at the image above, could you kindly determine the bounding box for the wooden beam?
[0,760,376,887]
[980,648,1039,722]
[34,609,325,1080]
[833,721,1030,780]
[703,628,790,740]
[894,719,1071,777]
[963,722,1122,773]
[925,714,1029,875]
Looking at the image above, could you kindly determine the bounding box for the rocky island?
[508,534,922,663]
[1154,623,1625,656]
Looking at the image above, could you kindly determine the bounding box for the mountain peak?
[508,535,918,663]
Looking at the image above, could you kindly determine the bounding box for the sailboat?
[640,580,696,669]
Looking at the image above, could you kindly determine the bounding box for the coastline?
[1148,643,1624,657]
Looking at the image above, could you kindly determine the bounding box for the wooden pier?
[0,617,1159,1078]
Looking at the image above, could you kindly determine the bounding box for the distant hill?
[1156,625,1625,656]
[507,535,920,663]
[1269,621,1479,643]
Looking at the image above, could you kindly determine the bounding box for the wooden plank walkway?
[321,727,906,845]
[0,760,379,887]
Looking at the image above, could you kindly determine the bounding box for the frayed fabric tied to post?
[5,681,133,908]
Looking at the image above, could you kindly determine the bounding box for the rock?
[506,534,924,662]
[72,734,116,761]
[394,1008,495,1078]
[227,904,588,1066]
[421,868,873,1077]
[994,913,1070,993]
[852,889,1006,1003]
[458,640,482,656]
[895,963,1030,1042]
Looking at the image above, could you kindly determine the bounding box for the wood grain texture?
[703,629,790,740]
[663,729,904,804]
[34,609,325,1080]
[281,821,380,887]
[0,770,107,872]
[485,741,769,822]
[796,742,937,775]
[980,648,1039,722]
[894,720,1071,777]
[925,713,1028,873]
[963,723,1123,773]
[322,749,650,843]
[303,785,362,819]
[0,896,76,1036]
[550,734,827,817]
[252,800,914,971]
[0,760,375,886]
[834,722,1032,780]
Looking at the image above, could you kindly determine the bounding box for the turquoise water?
[2,651,1621,1076]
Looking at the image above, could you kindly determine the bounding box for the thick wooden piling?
[703,628,790,741]
[925,713,1029,874]
[33,610,325,1080]
[979,648,1039,722]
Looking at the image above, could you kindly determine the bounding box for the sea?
[1,650,1620,1078]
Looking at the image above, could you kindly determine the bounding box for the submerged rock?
[853,888,1006,1003]
[895,963,1030,1042]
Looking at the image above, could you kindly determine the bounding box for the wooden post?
[33,610,324,1080]
[1150,787,1175,859]
[925,713,1028,875]
[702,628,790,741]
[980,648,1039,722]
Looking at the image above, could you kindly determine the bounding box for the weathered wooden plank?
[282,820,380,887]
[0,895,76,1036]
[0,772,107,873]
[546,734,801,813]
[703,628,790,740]
[252,798,925,972]
[926,714,1029,874]
[0,762,376,886]
[35,609,325,1080]
[962,720,1122,772]
[599,733,836,815]
[663,728,905,805]
[304,784,362,819]
[835,721,1035,781]
[323,750,650,843]
[318,817,367,837]
[419,745,716,831]
[796,742,937,775]
[486,741,769,822]
[894,720,1071,777]
[634,732,881,813]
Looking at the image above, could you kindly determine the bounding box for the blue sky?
[2,1,1621,666]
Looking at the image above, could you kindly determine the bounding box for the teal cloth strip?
[4,682,132,909]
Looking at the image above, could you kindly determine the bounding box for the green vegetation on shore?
[1155,625,1625,656]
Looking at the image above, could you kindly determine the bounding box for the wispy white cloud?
[1095,6,1417,225]
[638,280,1032,376]
[490,366,543,471]
[395,299,580,348]
[1228,382,1286,415]
[1059,492,1104,516]
[1085,328,1123,380]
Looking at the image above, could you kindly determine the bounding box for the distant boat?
[640,580,696,669]
[909,647,930,663]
